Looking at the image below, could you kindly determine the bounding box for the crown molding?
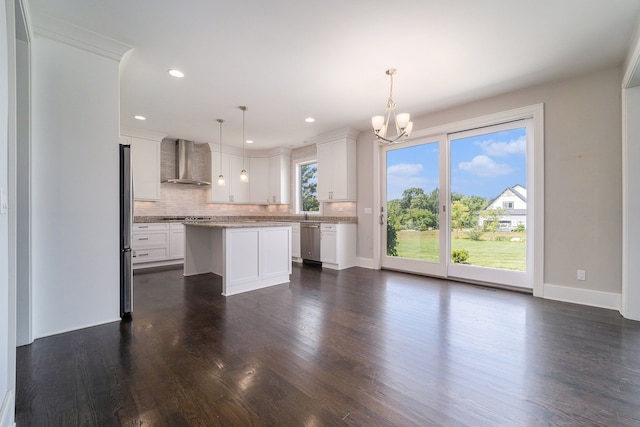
[309,127,360,145]
[120,127,168,141]
[32,14,131,61]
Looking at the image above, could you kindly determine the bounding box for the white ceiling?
[28,0,640,150]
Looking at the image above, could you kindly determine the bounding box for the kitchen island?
[183,221,292,296]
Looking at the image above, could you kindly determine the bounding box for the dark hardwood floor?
[15,264,640,426]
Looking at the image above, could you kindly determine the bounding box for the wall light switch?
[577,269,586,281]
[0,187,7,214]
[364,207,373,215]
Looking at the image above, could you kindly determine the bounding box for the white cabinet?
[320,223,337,264]
[210,152,250,203]
[121,129,166,201]
[317,137,356,202]
[132,222,184,268]
[130,137,161,201]
[169,223,185,259]
[210,149,290,205]
[211,151,230,202]
[291,222,301,260]
[269,154,290,204]
[320,223,356,270]
[250,157,270,203]
[229,154,250,203]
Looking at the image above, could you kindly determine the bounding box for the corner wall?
[31,34,121,337]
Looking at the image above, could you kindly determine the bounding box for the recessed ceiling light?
[246,140,254,144]
[305,117,315,123]
[134,115,146,121]
[168,69,184,78]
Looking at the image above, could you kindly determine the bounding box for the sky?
[386,127,526,201]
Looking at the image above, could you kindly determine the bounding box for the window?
[503,201,514,209]
[298,161,319,213]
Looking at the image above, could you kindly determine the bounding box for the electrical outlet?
[577,269,586,281]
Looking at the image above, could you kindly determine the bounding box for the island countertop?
[183,221,292,229]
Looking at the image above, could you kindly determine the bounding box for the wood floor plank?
[15,264,640,426]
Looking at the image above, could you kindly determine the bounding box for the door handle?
[379,214,384,225]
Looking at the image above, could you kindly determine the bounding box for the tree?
[300,163,319,211]
[450,201,470,238]
[480,207,504,240]
[387,222,398,256]
[400,187,425,210]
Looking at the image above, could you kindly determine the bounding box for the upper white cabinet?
[211,152,250,203]
[269,153,290,204]
[250,157,270,203]
[121,129,166,201]
[229,154,250,203]
[317,136,357,202]
[211,151,230,202]
[210,146,290,204]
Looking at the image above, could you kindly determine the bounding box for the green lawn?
[394,229,526,271]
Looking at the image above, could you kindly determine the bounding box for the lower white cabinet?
[320,223,356,270]
[132,222,184,268]
[169,223,185,258]
[291,222,301,260]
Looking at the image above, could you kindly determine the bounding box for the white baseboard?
[356,257,375,269]
[0,390,15,427]
[543,283,621,311]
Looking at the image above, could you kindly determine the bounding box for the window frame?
[295,157,321,215]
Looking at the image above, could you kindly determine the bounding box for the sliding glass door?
[380,119,534,289]
[380,136,447,277]
[448,120,532,288]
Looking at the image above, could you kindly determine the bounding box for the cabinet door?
[269,155,290,204]
[250,157,270,203]
[170,227,185,259]
[211,151,231,202]
[316,141,334,201]
[331,140,349,200]
[131,137,161,201]
[229,154,250,203]
[291,223,301,258]
[321,230,337,264]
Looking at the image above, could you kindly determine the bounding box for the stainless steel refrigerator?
[120,144,133,318]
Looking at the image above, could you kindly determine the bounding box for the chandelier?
[371,68,413,144]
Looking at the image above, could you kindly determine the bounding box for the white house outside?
[478,185,527,231]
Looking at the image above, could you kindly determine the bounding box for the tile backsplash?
[133,140,356,217]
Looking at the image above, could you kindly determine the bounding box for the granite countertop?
[135,215,358,224]
[183,221,293,229]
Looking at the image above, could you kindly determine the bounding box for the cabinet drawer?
[133,223,168,231]
[321,223,336,232]
[133,247,168,263]
[131,232,168,248]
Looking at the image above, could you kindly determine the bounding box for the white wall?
[357,67,623,297]
[622,85,640,320]
[0,0,15,425]
[31,34,121,338]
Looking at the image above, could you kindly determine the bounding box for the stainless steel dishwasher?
[300,222,321,263]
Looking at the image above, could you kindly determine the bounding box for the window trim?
[295,157,321,215]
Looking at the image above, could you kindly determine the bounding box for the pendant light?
[371,68,413,144]
[239,106,249,182]
[216,119,225,186]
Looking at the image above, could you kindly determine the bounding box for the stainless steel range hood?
[164,139,211,186]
